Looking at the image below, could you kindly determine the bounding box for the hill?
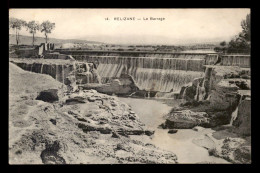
[9,34,103,46]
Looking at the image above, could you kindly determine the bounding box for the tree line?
[9,18,56,46]
[214,14,250,54]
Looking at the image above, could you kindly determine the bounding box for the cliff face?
[175,65,251,129]
[233,93,251,136]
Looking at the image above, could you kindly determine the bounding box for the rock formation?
[9,62,178,164]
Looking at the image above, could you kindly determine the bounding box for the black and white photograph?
[8,8,251,164]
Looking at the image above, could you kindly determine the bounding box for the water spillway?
[64,52,209,93]
[11,47,251,95]
[12,61,74,84]
[72,56,205,71]
[9,58,100,85]
[69,55,205,92]
[221,55,250,68]
[54,50,214,59]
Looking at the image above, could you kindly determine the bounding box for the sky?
[9,8,250,45]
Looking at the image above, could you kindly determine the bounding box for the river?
[118,97,229,164]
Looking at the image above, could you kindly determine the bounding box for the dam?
[46,50,219,92]
[11,48,250,94]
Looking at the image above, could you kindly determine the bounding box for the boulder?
[82,74,140,96]
[36,89,59,103]
[87,97,97,102]
[111,131,120,138]
[193,126,205,132]
[78,122,112,134]
[211,137,251,164]
[233,96,251,136]
[116,129,154,136]
[65,96,86,104]
[168,129,178,134]
[164,110,210,129]
[209,80,239,111]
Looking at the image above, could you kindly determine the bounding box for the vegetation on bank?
[215,14,250,54]
[9,18,55,46]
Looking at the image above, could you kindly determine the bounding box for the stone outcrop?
[233,92,251,136]
[209,79,240,111]
[176,65,251,128]
[168,129,178,134]
[180,65,250,102]
[36,89,59,103]
[9,63,178,164]
[82,74,140,96]
[161,110,210,129]
[179,77,204,101]
[209,137,251,164]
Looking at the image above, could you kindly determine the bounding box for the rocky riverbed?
[119,97,230,163]
[156,65,251,164]
[9,62,178,164]
[9,60,251,164]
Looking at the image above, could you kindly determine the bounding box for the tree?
[240,14,250,42]
[26,21,40,46]
[220,41,226,47]
[226,13,251,54]
[40,21,55,43]
[9,18,26,45]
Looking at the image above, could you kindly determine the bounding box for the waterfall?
[62,65,65,84]
[85,63,93,83]
[194,82,200,101]
[182,87,188,99]
[199,79,206,100]
[85,63,90,83]
[55,64,58,81]
[40,64,44,74]
[128,92,136,97]
[97,63,204,92]
[229,95,243,126]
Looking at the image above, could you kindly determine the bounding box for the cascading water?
[55,64,58,81]
[182,87,188,99]
[40,64,44,74]
[194,82,200,101]
[85,63,93,84]
[147,91,150,99]
[93,56,205,92]
[200,79,206,100]
[62,65,65,84]
[229,95,243,126]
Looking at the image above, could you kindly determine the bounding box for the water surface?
[118,97,229,164]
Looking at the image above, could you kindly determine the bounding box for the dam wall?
[220,55,250,68]
[11,61,74,84]
[54,49,213,59]
[10,59,99,85]
[10,48,250,93]
[50,51,209,92]
[72,56,205,72]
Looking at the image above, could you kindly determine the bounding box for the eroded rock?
[36,89,59,103]
[163,110,210,129]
